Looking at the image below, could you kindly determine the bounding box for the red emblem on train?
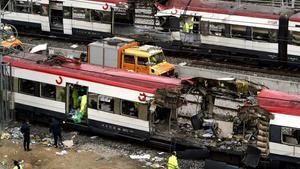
[102,3,109,10]
[138,92,147,102]
[55,76,63,85]
[171,8,177,15]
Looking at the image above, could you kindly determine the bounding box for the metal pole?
[0,1,4,132]
[0,0,14,132]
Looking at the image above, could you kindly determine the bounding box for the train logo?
[138,92,148,102]
[55,76,63,85]
[102,3,109,10]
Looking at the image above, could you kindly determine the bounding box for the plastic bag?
[72,111,82,123]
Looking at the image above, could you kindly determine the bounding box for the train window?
[232,25,248,39]
[88,93,98,109]
[41,83,56,99]
[15,1,30,13]
[290,31,300,45]
[19,79,40,96]
[98,95,114,112]
[122,100,138,118]
[73,8,90,21]
[91,10,103,22]
[138,57,148,66]
[200,21,209,36]
[32,3,41,14]
[124,55,135,64]
[56,86,65,102]
[63,7,72,19]
[5,1,13,11]
[209,23,225,37]
[41,4,48,16]
[282,127,300,145]
[102,11,112,23]
[253,28,276,42]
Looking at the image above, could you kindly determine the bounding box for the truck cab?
[122,45,175,76]
[88,37,175,76]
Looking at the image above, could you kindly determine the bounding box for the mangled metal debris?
[152,77,271,159]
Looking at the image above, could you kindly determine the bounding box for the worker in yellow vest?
[183,17,194,33]
[80,95,88,117]
[168,151,179,169]
[13,160,23,169]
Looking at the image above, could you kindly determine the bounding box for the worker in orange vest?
[168,151,179,169]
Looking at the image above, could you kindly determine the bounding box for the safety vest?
[80,95,88,115]
[168,155,179,169]
[13,165,23,169]
[183,23,190,33]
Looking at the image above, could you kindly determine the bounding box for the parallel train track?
[17,32,300,80]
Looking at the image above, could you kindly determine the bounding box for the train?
[155,0,300,63]
[3,51,300,168]
[2,0,300,65]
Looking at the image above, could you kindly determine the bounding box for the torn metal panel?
[214,97,245,110]
[213,107,237,118]
[215,120,233,138]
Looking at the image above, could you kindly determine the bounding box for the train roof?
[257,89,300,117]
[4,53,182,94]
[74,0,127,4]
[156,0,293,19]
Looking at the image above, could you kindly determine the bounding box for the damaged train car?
[3,51,300,168]
[152,77,300,168]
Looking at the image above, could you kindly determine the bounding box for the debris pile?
[153,77,271,157]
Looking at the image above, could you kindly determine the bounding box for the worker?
[50,118,63,148]
[79,94,88,117]
[168,151,179,169]
[183,22,190,33]
[13,160,23,169]
[182,17,194,33]
[56,87,65,102]
[20,120,31,151]
[72,87,79,109]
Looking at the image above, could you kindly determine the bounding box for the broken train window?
[121,100,138,118]
[98,95,114,112]
[19,78,40,97]
[282,126,300,145]
[41,83,56,99]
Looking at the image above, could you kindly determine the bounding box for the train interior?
[66,84,88,124]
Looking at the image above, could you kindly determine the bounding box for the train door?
[49,1,63,31]
[66,83,88,124]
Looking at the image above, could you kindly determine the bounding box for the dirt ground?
[0,139,143,169]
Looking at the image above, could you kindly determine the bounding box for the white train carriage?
[4,53,182,140]
[2,0,130,37]
[155,0,300,62]
[257,89,300,168]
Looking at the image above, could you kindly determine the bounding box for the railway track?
[17,33,300,80]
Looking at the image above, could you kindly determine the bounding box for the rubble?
[63,140,74,148]
[0,133,10,140]
[56,150,68,156]
[129,154,151,161]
